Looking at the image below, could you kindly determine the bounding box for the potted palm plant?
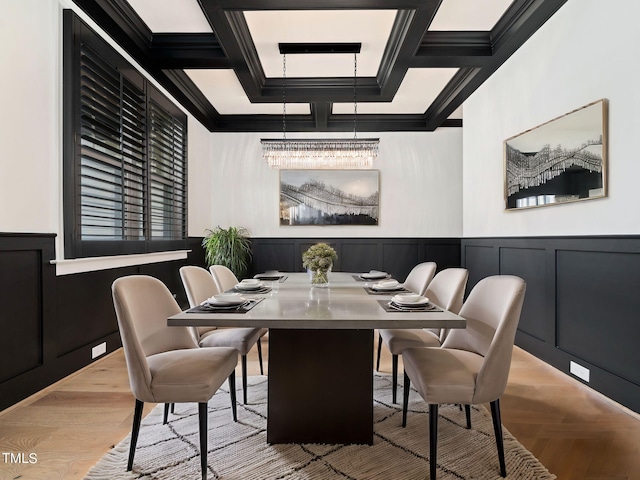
[202,226,252,279]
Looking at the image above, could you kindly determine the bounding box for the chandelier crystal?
[262,48,379,169]
[261,138,379,169]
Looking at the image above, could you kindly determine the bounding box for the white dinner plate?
[361,271,389,280]
[235,282,264,291]
[203,294,246,307]
[391,294,429,306]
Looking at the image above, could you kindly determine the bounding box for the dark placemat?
[377,299,443,313]
[352,274,391,282]
[254,274,288,282]
[187,298,264,314]
[228,286,272,294]
[363,286,410,295]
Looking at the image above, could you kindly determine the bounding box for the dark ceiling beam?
[376,2,442,99]
[312,102,332,129]
[328,114,428,132]
[158,70,221,131]
[412,31,493,68]
[197,2,266,98]
[261,77,380,103]
[150,34,229,68]
[424,0,569,130]
[72,0,151,59]
[214,114,316,132]
[214,0,429,10]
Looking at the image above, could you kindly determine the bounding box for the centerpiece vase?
[311,264,331,287]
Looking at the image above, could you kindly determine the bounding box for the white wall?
[0,1,59,234]
[204,130,463,238]
[463,0,640,237]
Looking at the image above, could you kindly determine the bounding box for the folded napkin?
[372,280,401,290]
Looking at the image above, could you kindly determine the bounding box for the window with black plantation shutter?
[79,44,146,241]
[64,10,187,258]
[148,95,187,240]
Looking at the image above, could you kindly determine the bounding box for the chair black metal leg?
[490,399,507,477]
[376,333,382,371]
[429,404,439,480]
[170,403,175,414]
[241,355,248,404]
[228,373,237,422]
[465,404,471,429]
[392,354,399,403]
[257,337,264,375]
[402,371,410,427]
[127,399,144,471]
[198,402,208,480]
[163,403,170,424]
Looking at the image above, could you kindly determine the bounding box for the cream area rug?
[85,375,555,479]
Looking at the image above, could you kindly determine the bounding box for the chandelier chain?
[282,53,287,140]
[353,52,357,139]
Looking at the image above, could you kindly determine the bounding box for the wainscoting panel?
[500,247,547,342]
[56,267,133,357]
[556,249,640,386]
[341,241,381,274]
[461,236,640,414]
[0,249,44,383]
[462,244,499,292]
[248,238,461,282]
[251,241,298,274]
[0,234,56,410]
[382,242,420,279]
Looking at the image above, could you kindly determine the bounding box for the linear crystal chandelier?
[262,45,379,169]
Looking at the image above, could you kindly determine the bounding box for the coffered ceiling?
[72,0,567,132]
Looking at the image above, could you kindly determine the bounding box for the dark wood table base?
[267,329,374,445]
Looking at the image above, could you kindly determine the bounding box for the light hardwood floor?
[1,336,639,479]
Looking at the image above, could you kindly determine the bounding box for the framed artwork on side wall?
[279,169,380,226]
[504,98,608,210]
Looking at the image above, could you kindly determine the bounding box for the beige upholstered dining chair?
[378,267,469,404]
[209,264,241,292]
[402,261,437,296]
[112,275,238,480]
[401,275,526,479]
[376,261,437,373]
[181,265,267,404]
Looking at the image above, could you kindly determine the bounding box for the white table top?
[168,272,466,330]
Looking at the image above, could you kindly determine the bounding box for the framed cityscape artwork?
[504,99,608,210]
[279,169,379,225]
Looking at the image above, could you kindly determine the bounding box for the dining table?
[168,271,466,445]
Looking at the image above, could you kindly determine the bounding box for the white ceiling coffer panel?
[332,68,458,115]
[245,10,396,78]
[186,69,310,115]
[127,0,213,33]
[429,0,515,31]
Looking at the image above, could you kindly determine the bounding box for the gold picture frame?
[504,99,608,210]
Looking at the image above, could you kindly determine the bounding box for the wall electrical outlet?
[570,360,590,382]
[92,342,107,359]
